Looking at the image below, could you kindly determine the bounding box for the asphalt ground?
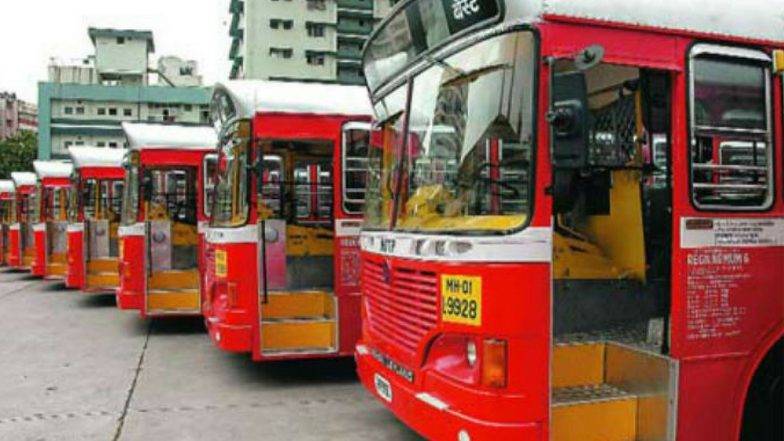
[0,269,421,441]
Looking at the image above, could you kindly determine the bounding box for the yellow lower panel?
[261,321,335,351]
[261,291,334,320]
[552,397,638,441]
[86,273,119,289]
[22,255,33,266]
[87,258,118,273]
[49,253,67,264]
[46,263,67,276]
[552,343,606,389]
[147,290,200,312]
[148,270,199,290]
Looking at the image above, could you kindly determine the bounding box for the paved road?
[0,269,420,441]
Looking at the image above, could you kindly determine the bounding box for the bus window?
[690,46,772,210]
[342,123,371,214]
[203,154,217,217]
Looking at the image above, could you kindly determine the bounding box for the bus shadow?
[229,355,360,386]
[76,293,117,308]
[149,316,206,336]
[41,281,69,292]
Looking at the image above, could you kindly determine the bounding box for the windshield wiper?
[441,63,512,88]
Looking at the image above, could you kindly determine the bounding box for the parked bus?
[66,147,127,291]
[204,80,372,360]
[355,1,784,440]
[31,161,74,279]
[8,172,38,270]
[0,180,14,266]
[117,123,217,318]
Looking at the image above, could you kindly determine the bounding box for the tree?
[0,131,37,180]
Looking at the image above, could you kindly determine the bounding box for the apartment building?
[0,92,38,140]
[38,28,212,159]
[229,0,395,84]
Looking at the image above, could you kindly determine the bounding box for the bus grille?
[362,259,438,357]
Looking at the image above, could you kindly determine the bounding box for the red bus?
[355,1,784,440]
[66,147,127,291]
[0,180,14,266]
[8,172,38,270]
[32,161,74,279]
[117,123,217,318]
[204,80,372,360]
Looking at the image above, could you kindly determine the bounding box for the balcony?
[230,14,244,38]
[336,18,374,35]
[229,0,244,14]
[229,38,243,60]
[337,43,363,60]
[336,0,373,11]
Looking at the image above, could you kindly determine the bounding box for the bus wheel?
[741,339,783,441]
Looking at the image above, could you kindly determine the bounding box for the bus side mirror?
[549,71,590,169]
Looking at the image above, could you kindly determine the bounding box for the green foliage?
[0,131,37,180]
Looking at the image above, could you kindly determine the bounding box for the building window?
[109,108,118,116]
[75,107,85,115]
[269,48,293,59]
[270,19,294,30]
[75,141,85,146]
[123,108,133,117]
[97,108,106,116]
[64,141,73,149]
[307,53,326,66]
[307,0,326,10]
[117,37,125,44]
[184,104,193,112]
[97,142,106,147]
[306,23,326,38]
[64,107,73,115]
[109,142,118,148]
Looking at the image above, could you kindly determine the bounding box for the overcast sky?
[0,0,231,102]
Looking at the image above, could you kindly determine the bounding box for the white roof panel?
[34,161,74,179]
[69,146,127,169]
[214,80,373,120]
[11,172,37,187]
[0,180,14,194]
[122,123,218,151]
[502,0,784,44]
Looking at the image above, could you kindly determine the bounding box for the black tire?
[740,339,783,441]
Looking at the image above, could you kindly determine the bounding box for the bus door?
[0,197,12,264]
[257,140,337,356]
[84,180,123,290]
[44,186,69,277]
[548,57,678,440]
[143,167,200,314]
[21,191,37,267]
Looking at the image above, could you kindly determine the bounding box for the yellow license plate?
[215,249,227,277]
[440,274,482,326]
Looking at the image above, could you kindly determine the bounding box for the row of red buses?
[204,81,373,360]
[32,161,74,279]
[117,122,217,318]
[7,172,38,270]
[0,180,14,266]
[353,0,784,440]
[65,147,127,291]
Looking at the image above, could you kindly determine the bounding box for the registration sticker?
[215,249,228,277]
[441,274,482,326]
[374,374,392,402]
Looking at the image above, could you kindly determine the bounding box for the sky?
[0,0,231,102]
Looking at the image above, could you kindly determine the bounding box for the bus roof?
[526,0,784,43]
[11,172,37,187]
[213,80,373,120]
[0,180,14,194]
[122,122,217,151]
[33,161,74,180]
[69,146,127,169]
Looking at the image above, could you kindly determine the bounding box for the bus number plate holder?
[441,274,482,326]
[374,374,392,403]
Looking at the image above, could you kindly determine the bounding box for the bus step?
[147,288,200,312]
[260,291,335,321]
[87,258,118,273]
[46,262,67,277]
[86,272,119,289]
[552,341,674,441]
[260,318,336,352]
[148,270,199,290]
[552,384,638,441]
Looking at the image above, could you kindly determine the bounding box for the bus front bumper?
[355,344,543,441]
[116,289,143,310]
[206,317,252,353]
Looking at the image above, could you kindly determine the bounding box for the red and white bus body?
[8,172,38,270]
[117,123,217,318]
[66,147,127,291]
[205,81,372,361]
[0,181,15,266]
[356,1,784,440]
[32,161,74,280]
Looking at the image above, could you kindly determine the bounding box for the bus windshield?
[210,124,249,228]
[365,30,536,235]
[121,152,140,226]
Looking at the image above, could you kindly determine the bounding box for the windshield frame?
[209,118,251,229]
[364,25,539,237]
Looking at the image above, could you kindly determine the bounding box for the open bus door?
[0,181,14,266]
[83,179,123,291]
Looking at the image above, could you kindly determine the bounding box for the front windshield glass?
[367,31,535,234]
[210,122,249,228]
[31,186,42,224]
[121,152,140,226]
[0,198,14,223]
